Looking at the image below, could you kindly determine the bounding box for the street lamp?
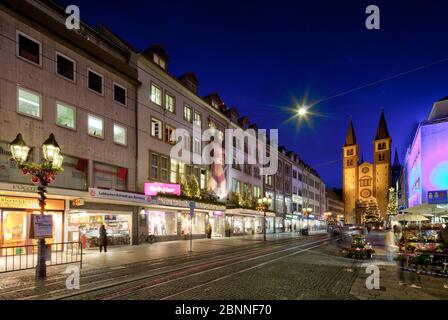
[9,133,63,279]
[257,196,272,241]
[302,207,312,233]
[297,106,308,117]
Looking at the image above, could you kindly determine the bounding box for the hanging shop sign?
[0,196,65,210]
[29,214,53,239]
[144,182,181,196]
[428,190,448,204]
[88,188,152,204]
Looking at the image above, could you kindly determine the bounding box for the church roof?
[344,119,357,146]
[393,148,401,168]
[375,111,390,140]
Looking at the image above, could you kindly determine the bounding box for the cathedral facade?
[342,112,392,224]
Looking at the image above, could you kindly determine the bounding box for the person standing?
[99,224,108,253]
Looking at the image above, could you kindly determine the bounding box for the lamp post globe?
[9,133,30,164]
[42,133,61,163]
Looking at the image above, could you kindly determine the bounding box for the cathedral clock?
[361,189,371,198]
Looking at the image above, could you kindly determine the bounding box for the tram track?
[54,236,334,300]
[0,235,327,299]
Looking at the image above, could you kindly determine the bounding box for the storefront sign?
[30,214,53,239]
[0,196,65,210]
[12,184,38,193]
[428,190,448,204]
[144,183,181,196]
[88,188,151,204]
[153,197,226,211]
[71,198,85,207]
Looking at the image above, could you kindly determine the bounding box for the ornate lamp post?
[9,133,63,279]
[257,196,272,241]
[302,207,312,232]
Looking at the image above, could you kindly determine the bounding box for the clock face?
[361,189,371,198]
[362,167,369,174]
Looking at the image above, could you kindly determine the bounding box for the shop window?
[87,69,103,94]
[184,105,192,123]
[151,118,162,139]
[17,31,41,65]
[88,114,104,138]
[146,211,177,235]
[113,124,127,146]
[165,93,175,113]
[113,83,127,106]
[200,169,207,189]
[17,87,41,119]
[56,102,76,129]
[56,52,75,81]
[68,213,130,248]
[151,83,162,105]
[180,212,205,235]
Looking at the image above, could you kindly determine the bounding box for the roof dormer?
[143,45,170,71]
[204,92,224,109]
[178,72,199,94]
[225,107,240,123]
[238,116,250,129]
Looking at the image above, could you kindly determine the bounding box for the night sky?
[58,0,448,188]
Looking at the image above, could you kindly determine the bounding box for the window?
[293,170,297,179]
[150,83,162,105]
[378,142,386,151]
[165,125,176,145]
[55,52,75,81]
[88,114,104,138]
[151,153,159,180]
[113,124,127,146]
[253,186,261,199]
[113,83,127,106]
[265,175,273,186]
[151,118,162,139]
[165,93,175,113]
[193,137,201,154]
[231,179,241,193]
[184,105,192,122]
[194,111,201,127]
[56,102,76,129]
[17,87,41,119]
[200,169,207,189]
[170,159,178,183]
[153,53,166,70]
[184,134,191,151]
[347,149,354,156]
[254,167,260,179]
[160,156,169,181]
[17,31,40,65]
[87,69,103,94]
[378,154,385,161]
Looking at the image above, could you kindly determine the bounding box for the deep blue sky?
[59,0,448,188]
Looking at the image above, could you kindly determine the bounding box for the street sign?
[29,214,53,239]
[189,201,196,209]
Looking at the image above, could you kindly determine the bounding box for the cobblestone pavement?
[1,232,447,300]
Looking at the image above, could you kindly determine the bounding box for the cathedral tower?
[373,111,392,220]
[343,119,359,224]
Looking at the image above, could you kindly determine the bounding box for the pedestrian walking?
[99,224,108,253]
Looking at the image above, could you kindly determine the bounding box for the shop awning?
[225,208,276,217]
[399,203,448,217]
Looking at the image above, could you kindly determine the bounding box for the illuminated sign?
[0,196,65,210]
[428,190,448,204]
[89,188,151,203]
[144,182,181,196]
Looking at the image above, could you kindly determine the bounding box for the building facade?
[404,98,448,207]
[0,0,141,249]
[343,112,392,224]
